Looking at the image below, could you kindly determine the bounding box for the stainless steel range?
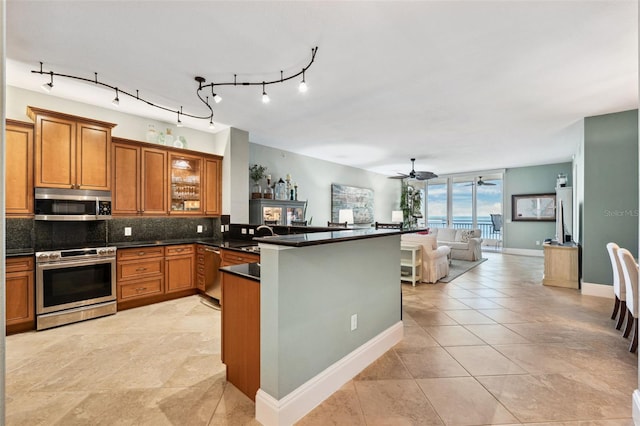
[36,246,117,330]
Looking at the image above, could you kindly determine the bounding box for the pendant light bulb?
[112,88,120,106]
[41,71,54,92]
[213,93,222,104]
[209,119,216,129]
[261,82,270,104]
[298,70,308,93]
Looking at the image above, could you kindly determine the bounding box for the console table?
[401,243,422,286]
[542,242,579,289]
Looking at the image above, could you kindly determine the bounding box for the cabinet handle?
[135,287,147,292]
[175,248,184,252]
[136,267,147,272]
[138,251,146,256]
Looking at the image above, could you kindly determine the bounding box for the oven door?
[36,257,116,314]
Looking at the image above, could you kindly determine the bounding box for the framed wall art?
[512,193,556,221]
[331,184,374,224]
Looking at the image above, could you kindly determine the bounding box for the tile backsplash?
[6,216,222,251]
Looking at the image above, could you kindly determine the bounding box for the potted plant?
[400,181,422,229]
[249,164,268,199]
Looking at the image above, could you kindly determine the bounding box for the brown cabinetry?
[116,247,165,302]
[221,249,260,266]
[5,256,35,333]
[221,271,260,401]
[5,120,34,216]
[196,245,207,292]
[112,138,167,215]
[165,244,195,293]
[204,157,222,216]
[28,107,115,190]
[169,153,202,214]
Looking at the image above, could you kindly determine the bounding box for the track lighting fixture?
[41,70,53,92]
[177,110,183,127]
[262,82,270,104]
[298,70,308,93]
[112,88,120,106]
[32,47,318,128]
[209,119,216,130]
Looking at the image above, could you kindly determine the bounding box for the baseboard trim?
[501,248,544,257]
[632,389,640,423]
[255,321,404,426]
[581,282,614,299]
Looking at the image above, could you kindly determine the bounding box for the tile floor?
[5,252,638,425]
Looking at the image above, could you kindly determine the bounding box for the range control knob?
[97,249,106,256]
[49,253,60,261]
[107,248,116,255]
[37,253,49,262]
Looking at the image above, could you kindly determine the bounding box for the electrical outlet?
[197,225,203,233]
[350,314,358,331]
[224,224,230,232]
[536,240,540,245]
[221,225,225,233]
[249,229,255,235]
[124,227,132,236]
[241,228,247,235]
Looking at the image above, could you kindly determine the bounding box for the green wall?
[504,163,573,250]
[582,109,638,285]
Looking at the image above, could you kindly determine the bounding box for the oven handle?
[37,257,116,270]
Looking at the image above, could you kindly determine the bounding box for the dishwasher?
[203,247,222,304]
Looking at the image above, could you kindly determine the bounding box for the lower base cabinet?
[6,256,35,333]
[117,244,196,309]
[221,270,260,401]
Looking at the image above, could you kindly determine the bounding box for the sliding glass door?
[426,173,503,240]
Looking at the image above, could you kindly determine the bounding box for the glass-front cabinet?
[249,199,306,225]
[169,153,202,214]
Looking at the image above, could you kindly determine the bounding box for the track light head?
[209,119,216,129]
[112,88,120,106]
[262,82,270,104]
[213,93,222,104]
[41,71,54,92]
[177,111,184,127]
[298,70,308,93]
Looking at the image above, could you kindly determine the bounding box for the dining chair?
[617,248,638,352]
[606,242,627,330]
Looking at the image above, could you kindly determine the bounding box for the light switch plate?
[197,225,203,233]
[124,227,132,236]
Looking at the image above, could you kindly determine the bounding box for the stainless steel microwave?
[34,188,112,221]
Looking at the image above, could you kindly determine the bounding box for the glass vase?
[251,183,262,199]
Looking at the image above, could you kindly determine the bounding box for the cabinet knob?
[136,267,147,272]
[138,251,146,256]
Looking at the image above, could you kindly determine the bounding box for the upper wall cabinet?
[27,106,116,190]
[112,139,167,215]
[5,120,34,216]
[112,137,221,217]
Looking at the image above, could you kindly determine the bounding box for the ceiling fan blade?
[388,174,409,179]
[414,171,438,180]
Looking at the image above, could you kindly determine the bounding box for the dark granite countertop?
[6,248,35,257]
[252,227,422,247]
[219,262,260,282]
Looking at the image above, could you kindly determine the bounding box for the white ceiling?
[5,1,638,177]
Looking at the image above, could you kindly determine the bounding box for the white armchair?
[401,233,451,283]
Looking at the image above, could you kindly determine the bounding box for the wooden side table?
[401,243,422,286]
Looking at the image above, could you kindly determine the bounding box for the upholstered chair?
[618,248,638,353]
[606,242,627,330]
[401,233,451,283]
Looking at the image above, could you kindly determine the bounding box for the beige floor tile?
[394,325,440,353]
[209,383,261,426]
[457,297,505,309]
[442,309,496,325]
[425,325,485,346]
[492,344,582,374]
[294,381,366,426]
[5,390,89,426]
[396,346,469,378]
[445,345,527,376]
[354,379,443,425]
[407,310,458,327]
[476,308,530,323]
[465,324,530,345]
[355,350,412,380]
[416,376,518,425]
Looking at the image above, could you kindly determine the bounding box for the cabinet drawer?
[166,244,194,256]
[119,278,164,300]
[118,259,164,280]
[6,256,34,273]
[117,247,164,260]
[222,250,259,265]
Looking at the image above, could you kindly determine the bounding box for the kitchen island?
[246,228,404,426]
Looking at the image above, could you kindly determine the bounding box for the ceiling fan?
[389,158,438,181]
[467,176,496,186]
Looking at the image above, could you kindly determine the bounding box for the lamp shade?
[338,209,354,224]
[391,210,404,223]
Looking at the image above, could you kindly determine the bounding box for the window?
[426,173,503,240]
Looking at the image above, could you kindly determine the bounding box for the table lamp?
[391,210,404,223]
[338,209,354,225]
